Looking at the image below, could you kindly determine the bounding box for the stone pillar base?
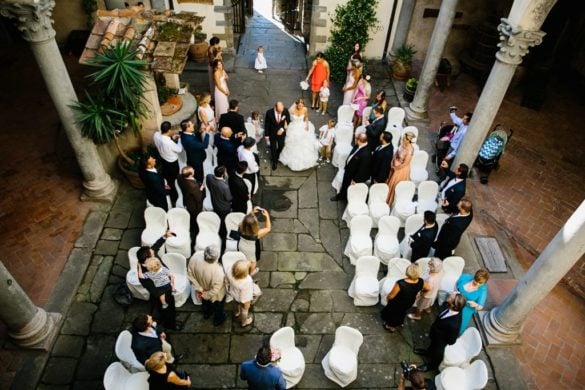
[81,178,119,203]
[479,310,523,346]
[9,308,62,351]
[406,104,428,121]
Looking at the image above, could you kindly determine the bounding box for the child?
[142,257,175,309]
[246,111,264,141]
[319,79,330,115]
[254,46,267,73]
[318,119,336,163]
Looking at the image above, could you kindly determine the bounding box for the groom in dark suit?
[265,101,291,170]
[332,133,372,201]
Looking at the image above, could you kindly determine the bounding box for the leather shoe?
[414,348,428,356]
[416,364,430,372]
[272,163,277,170]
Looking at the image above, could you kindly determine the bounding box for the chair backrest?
[244,122,256,138]
[385,107,405,132]
[222,251,246,274]
[436,213,449,230]
[410,150,428,170]
[128,247,140,272]
[115,331,145,372]
[225,212,246,236]
[402,125,419,142]
[415,257,431,278]
[197,211,221,233]
[362,106,373,124]
[144,207,167,230]
[387,127,401,151]
[385,258,411,279]
[338,105,355,124]
[355,256,380,277]
[417,181,439,203]
[443,256,465,275]
[167,208,190,232]
[126,372,150,389]
[438,366,466,390]
[162,253,187,277]
[464,360,488,389]
[335,123,354,145]
[347,183,369,204]
[270,326,296,351]
[368,183,389,205]
[350,214,373,236]
[394,181,416,206]
[404,213,425,236]
[104,362,132,390]
[334,326,363,354]
[243,178,252,195]
[460,327,483,358]
[377,215,401,237]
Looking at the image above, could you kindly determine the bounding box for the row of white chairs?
[141,207,192,258]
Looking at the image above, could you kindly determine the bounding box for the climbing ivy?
[324,0,380,83]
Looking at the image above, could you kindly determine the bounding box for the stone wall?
[53,0,88,44]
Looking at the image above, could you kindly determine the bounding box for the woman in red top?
[305,52,330,110]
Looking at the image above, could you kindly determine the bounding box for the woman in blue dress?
[455,269,490,335]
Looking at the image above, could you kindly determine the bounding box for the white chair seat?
[279,348,305,378]
[329,345,357,377]
[394,201,416,218]
[344,203,369,223]
[417,200,438,213]
[376,236,399,255]
[355,276,379,297]
[195,232,221,252]
[332,144,352,168]
[369,202,390,221]
[141,229,166,253]
[410,168,429,183]
[331,168,344,193]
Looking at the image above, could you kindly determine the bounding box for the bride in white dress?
[279,97,319,171]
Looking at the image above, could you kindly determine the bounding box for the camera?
[400,360,415,377]
[448,106,457,113]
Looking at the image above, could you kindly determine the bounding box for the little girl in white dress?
[254,46,267,73]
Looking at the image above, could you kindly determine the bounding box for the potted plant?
[403,77,418,102]
[72,41,150,188]
[392,43,416,80]
[189,29,208,63]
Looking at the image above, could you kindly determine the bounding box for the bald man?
[332,133,372,201]
[215,126,243,173]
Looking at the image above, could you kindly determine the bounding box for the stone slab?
[46,248,93,314]
[104,207,132,229]
[100,228,124,241]
[298,172,318,208]
[128,208,147,229]
[89,256,114,303]
[331,290,357,312]
[313,334,335,362]
[298,208,320,239]
[310,291,333,312]
[258,251,277,271]
[172,334,230,363]
[254,313,283,333]
[114,250,130,269]
[277,252,341,272]
[263,176,307,190]
[291,298,309,312]
[74,211,109,249]
[296,363,339,388]
[263,232,297,251]
[317,181,338,219]
[183,312,232,333]
[341,313,387,335]
[255,271,270,288]
[319,219,343,265]
[229,334,265,363]
[299,271,351,290]
[263,190,297,218]
[475,236,508,273]
[51,335,85,358]
[91,285,126,333]
[76,335,116,380]
[353,364,396,388]
[254,289,297,312]
[270,218,307,233]
[119,228,142,250]
[179,364,236,388]
[61,302,97,336]
[294,334,322,364]
[42,357,77,385]
[298,234,325,252]
[298,313,337,334]
[270,272,296,287]
[94,240,119,256]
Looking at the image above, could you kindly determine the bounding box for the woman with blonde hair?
[213,58,229,117]
[408,258,444,320]
[456,269,490,335]
[386,131,416,206]
[145,351,191,389]
[226,259,262,327]
[342,62,361,106]
[238,207,271,276]
[381,264,429,332]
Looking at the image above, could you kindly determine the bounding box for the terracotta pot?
[392,60,412,81]
[117,153,144,189]
[189,41,209,63]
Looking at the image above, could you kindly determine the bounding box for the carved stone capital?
[496,18,546,65]
[0,0,56,42]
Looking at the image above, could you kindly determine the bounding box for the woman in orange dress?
[386,132,416,206]
[305,52,330,110]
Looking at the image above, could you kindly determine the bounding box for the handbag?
[229,230,241,240]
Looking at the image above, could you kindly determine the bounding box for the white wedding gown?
[279,113,319,171]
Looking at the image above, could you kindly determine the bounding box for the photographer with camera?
[398,362,435,390]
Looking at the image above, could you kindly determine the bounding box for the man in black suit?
[365,105,386,149]
[371,131,394,184]
[332,133,372,201]
[139,154,168,211]
[130,314,180,366]
[206,166,232,240]
[218,99,247,136]
[180,119,209,183]
[215,127,243,173]
[409,211,439,261]
[415,293,466,372]
[433,198,473,259]
[228,161,250,213]
[264,101,291,170]
[439,163,468,214]
[177,166,203,236]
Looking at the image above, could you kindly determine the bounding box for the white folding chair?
[343,214,373,265]
[331,167,344,194]
[222,251,247,303]
[224,212,245,252]
[161,252,191,307]
[387,127,401,152]
[390,180,417,226]
[104,362,149,390]
[342,183,369,224]
[202,176,214,211]
[417,181,439,214]
[337,105,355,126]
[195,211,222,252]
[399,213,425,260]
[140,207,167,254]
[437,256,466,305]
[243,178,253,213]
[126,247,150,301]
[174,180,184,209]
[436,213,449,231]
[115,330,145,372]
[244,123,259,153]
[362,106,373,125]
[441,328,483,370]
[379,258,411,305]
[410,150,429,184]
[321,326,363,388]
[332,123,354,168]
[368,183,390,228]
[385,107,405,135]
[435,360,488,390]
[270,327,306,388]
[373,215,401,265]
[348,256,380,306]
[165,208,192,258]
[415,257,432,280]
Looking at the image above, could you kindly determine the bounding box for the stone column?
[389,0,417,55]
[406,0,459,120]
[453,18,545,169]
[0,262,62,350]
[0,0,117,202]
[482,200,585,344]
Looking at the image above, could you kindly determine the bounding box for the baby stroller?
[475,124,513,184]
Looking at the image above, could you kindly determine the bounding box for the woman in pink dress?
[213,59,229,118]
[352,73,371,128]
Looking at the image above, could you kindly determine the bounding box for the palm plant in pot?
[392,43,416,80]
[72,41,150,188]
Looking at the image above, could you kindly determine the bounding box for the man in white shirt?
[153,121,183,207]
[238,137,259,193]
